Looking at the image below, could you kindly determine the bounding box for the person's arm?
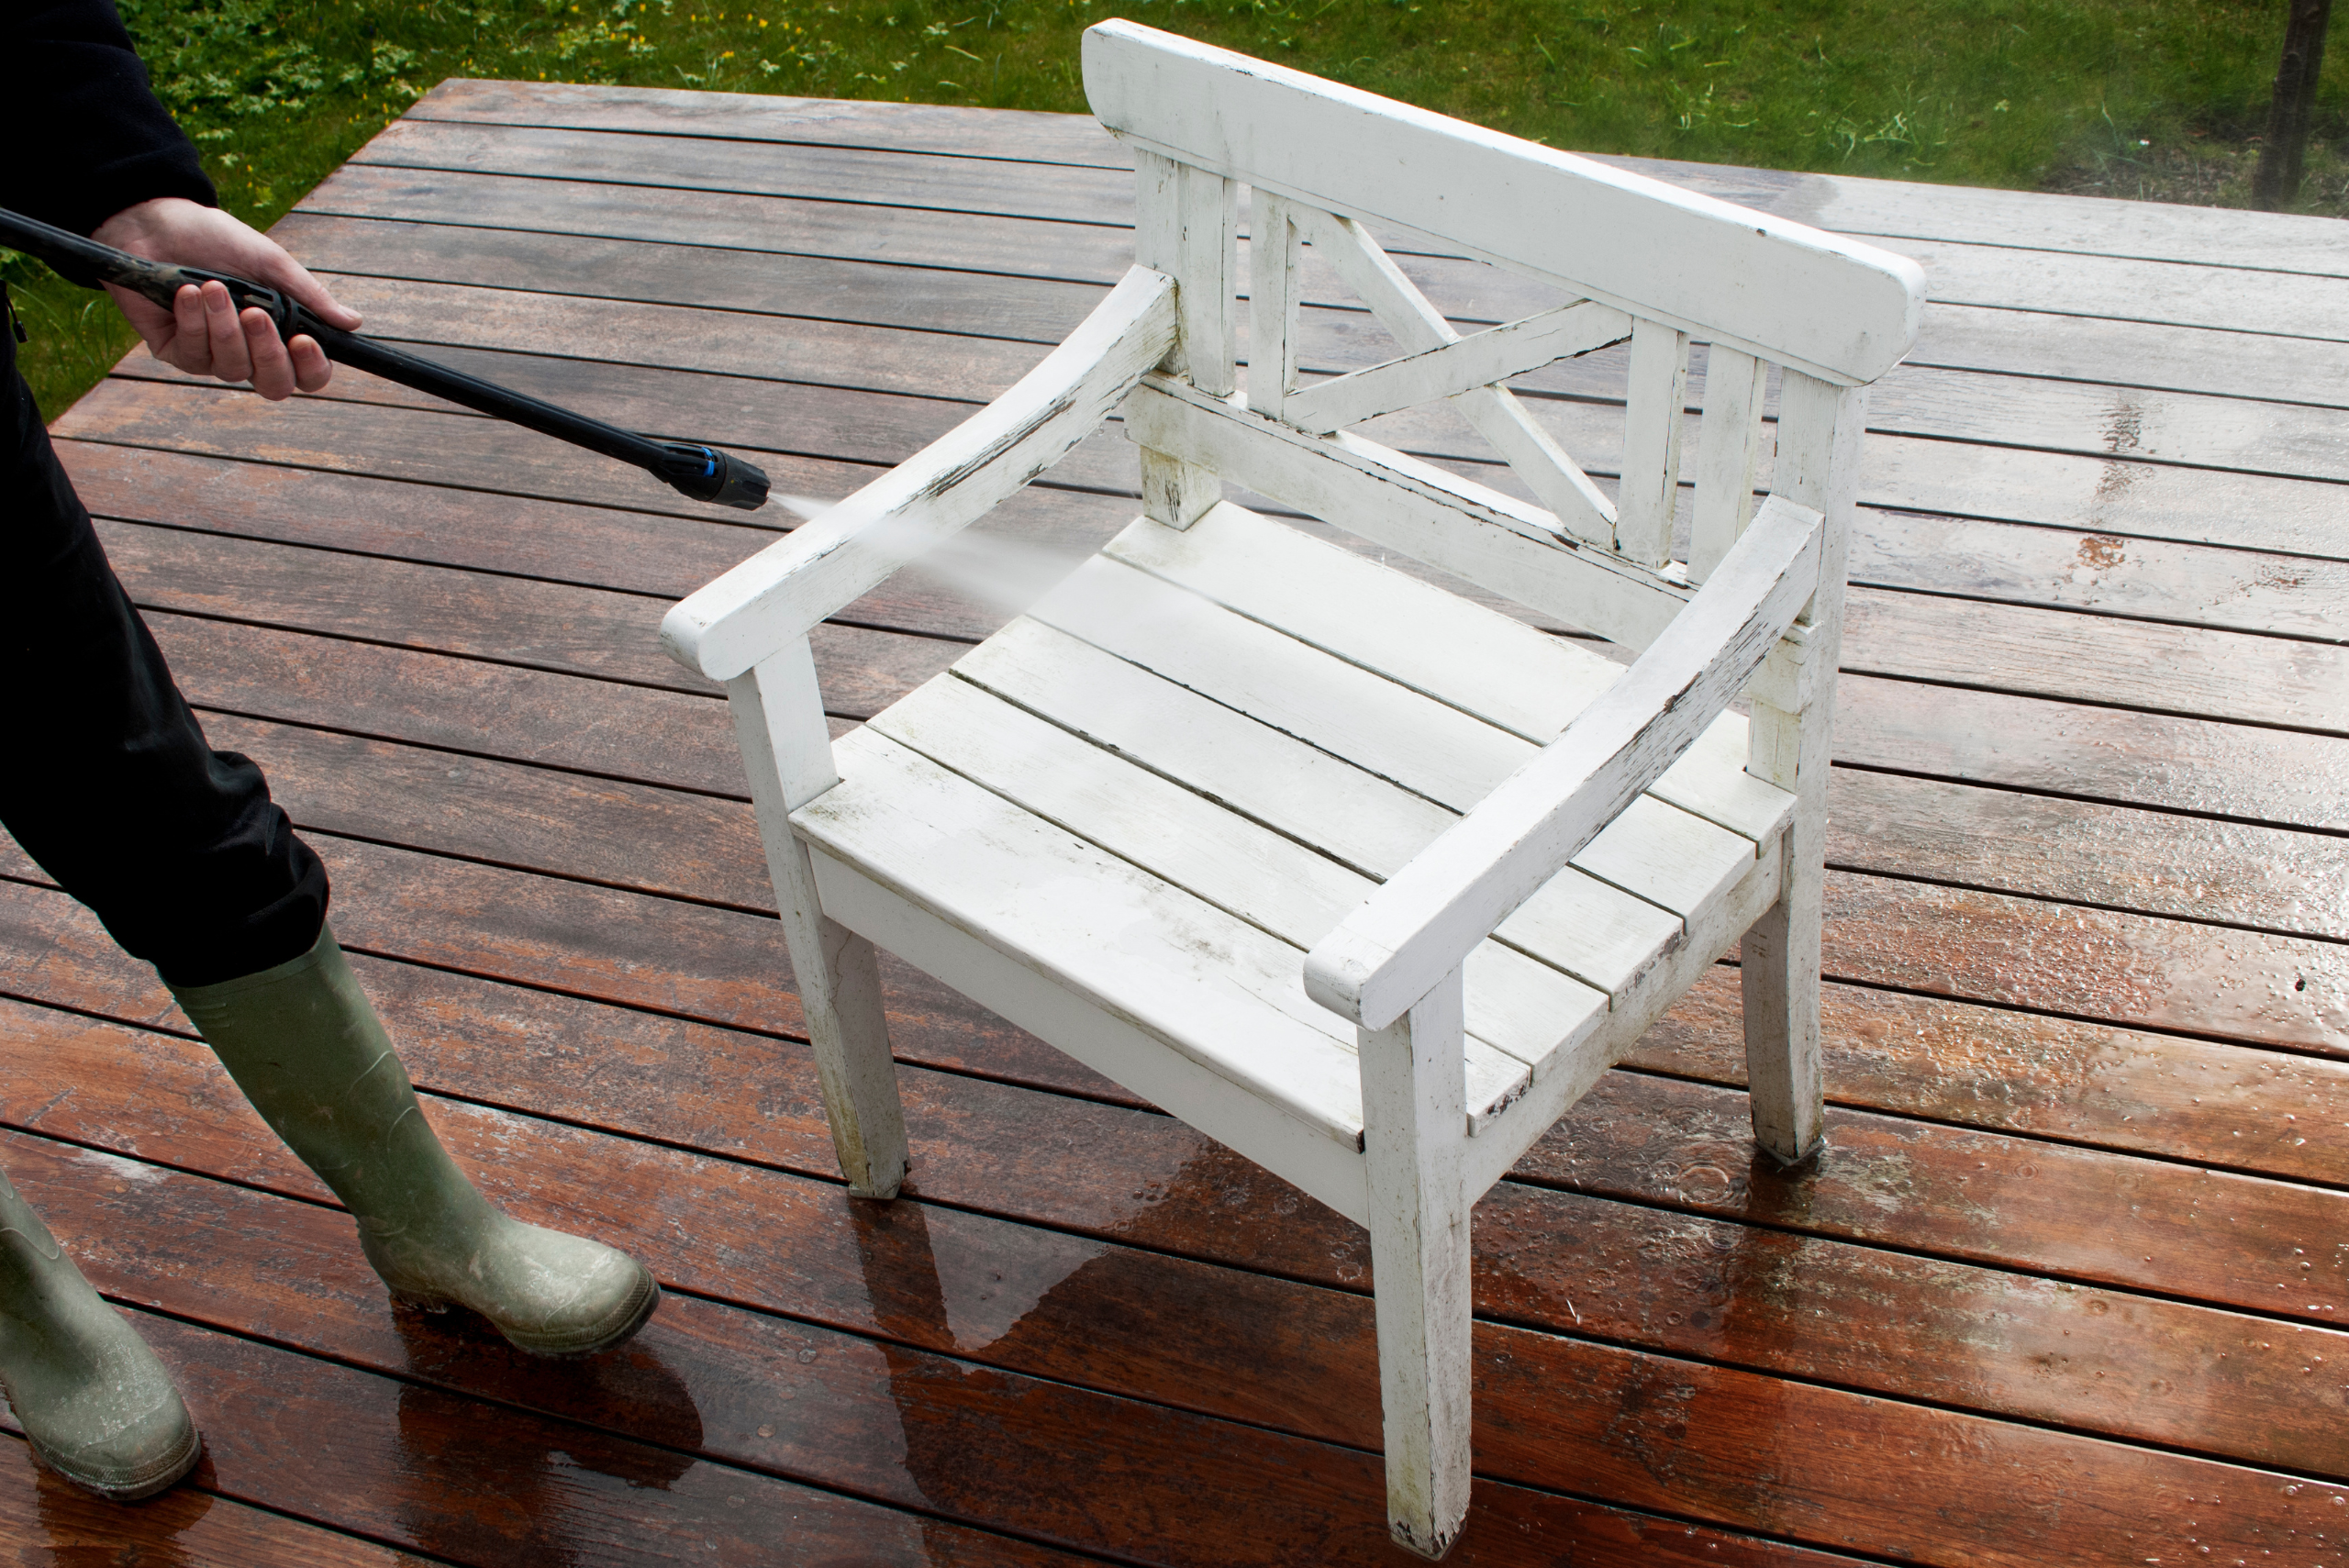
[2,0,359,399]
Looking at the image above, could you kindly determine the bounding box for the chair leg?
[785,897,911,1198]
[1360,971,1473,1560]
[1742,826,1825,1165]
[729,642,911,1199]
[1742,372,1861,1166]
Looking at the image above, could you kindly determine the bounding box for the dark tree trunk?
[2254,0,2333,209]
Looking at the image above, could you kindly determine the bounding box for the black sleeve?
[0,0,217,237]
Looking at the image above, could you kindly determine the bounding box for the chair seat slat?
[1103,503,1796,845]
[1023,552,1764,924]
[796,728,1537,1140]
[952,619,1686,1004]
[871,674,1606,1082]
[1305,497,1824,1032]
[1034,555,1523,808]
[1105,501,1620,738]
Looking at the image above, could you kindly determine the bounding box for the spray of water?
[776,494,1088,618]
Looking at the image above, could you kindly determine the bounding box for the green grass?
[5,0,2336,419]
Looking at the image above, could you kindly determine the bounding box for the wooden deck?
[5,79,2346,1565]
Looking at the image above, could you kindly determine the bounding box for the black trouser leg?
[0,325,326,987]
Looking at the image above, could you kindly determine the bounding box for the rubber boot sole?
[394,1257,662,1359]
[28,1413,200,1503]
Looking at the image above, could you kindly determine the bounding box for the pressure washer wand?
[0,206,769,511]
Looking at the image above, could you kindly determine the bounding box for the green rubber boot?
[171,927,659,1357]
[0,1168,199,1500]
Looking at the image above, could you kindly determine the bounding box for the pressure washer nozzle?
[651,440,771,511]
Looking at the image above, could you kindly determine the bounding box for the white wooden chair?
[661,23,1921,1557]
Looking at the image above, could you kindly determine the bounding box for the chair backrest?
[1084,21,1923,645]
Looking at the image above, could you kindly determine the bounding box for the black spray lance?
[0,205,770,510]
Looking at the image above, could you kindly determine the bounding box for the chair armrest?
[1303,495,1824,1030]
[660,264,1179,683]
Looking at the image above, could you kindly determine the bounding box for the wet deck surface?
[5,80,2347,1565]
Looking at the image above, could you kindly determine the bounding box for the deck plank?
[6,1000,2346,1568]
[409,77,1130,168]
[256,210,2349,507]
[1836,675,2349,831]
[0,1440,422,1566]
[11,1139,1878,1568]
[66,396,2347,741]
[157,693,2349,1058]
[1822,869,2346,1052]
[126,612,2349,955]
[355,117,1135,225]
[299,163,1134,285]
[105,1307,1095,1566]
[1702,161,2349,276]
[275,211,1106,341]
[11,855,2343,1333]
[94,283,2349,573]
[94,352,2349,612]
[1826,768,2349,939]
[0,845,1121,1108]
[59,437,1129,652]
[22,790,2348,1185]
[97,518,962,706]
[1869,235,2349,339]
[1840,591,2347,735]
[393,76,2349,290]
[1905,304,2349,406]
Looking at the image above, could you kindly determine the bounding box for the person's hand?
[90,197,362,400]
